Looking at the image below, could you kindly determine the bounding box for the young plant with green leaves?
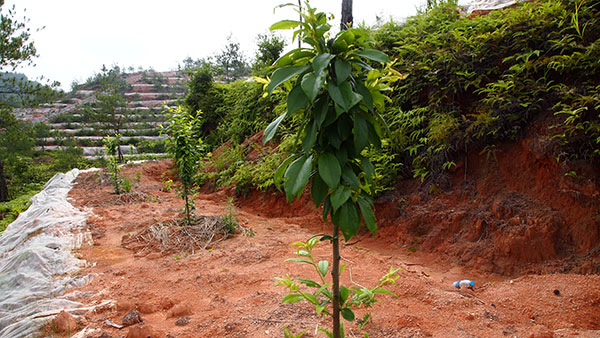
[163,106,204,225]
[276,236,399,337]
[264,2,400,337]
[103,134,124,194]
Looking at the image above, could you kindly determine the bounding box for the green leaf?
[373,287,399,298]
[284,154,314,202]
[267,64,310,94]
[314,95,329,128]
[358,198,377,236]
[301,72,322,102]
[313,53,335,75]
[270,20,302,31]
[302,119,317,155]
[341,166,359,189]
[331,185,352,211]
[282,294,305,303]
[339,286,350,305]
[322,196,331,221]
[318,152,341,189]
[287,84,309,116]
[317,260,329,278]
[354,49,389,63]
[285,257,314,265]
[335,59,351,84]
[296,278,321,288]
[263,112,287,144]
[311,173,328,207]
[361,157,375,178]
[328,82,362,113]
[274,154,297,186]
[353,114,369,151]
[303,292,319,305]
[341,308,355,321]
[355,81,374,111]
[335,202,360,240]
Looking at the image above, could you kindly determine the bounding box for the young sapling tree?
[265,2,401,337]
[163,106,204,225]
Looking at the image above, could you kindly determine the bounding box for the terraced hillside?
[17,70,186,157]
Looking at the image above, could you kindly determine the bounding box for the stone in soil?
[175,316,190,326]
[122,310,143,326]
[53,310,78,334]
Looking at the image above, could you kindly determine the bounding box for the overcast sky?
[7,1,430,91]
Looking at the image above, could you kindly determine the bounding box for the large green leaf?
[328,82,362,113]
[331,184,351,211]
[311,173,328,207]
[312,53,335,75]
[341,166,359,189]
[314,95,329,128]
[358,198,377,236]
[263,112,286,144]
[318,152,341,189]
[284,154,314,201]
[267,64,310,94]
[287,84,309,115]
[270,20,302,31]
[354,81,374,111]
[354,49,389,63]
[301,72,323,102]
[334,201,360,240]
[353,114,369,151]
[303,120,317,155]
[274,154,297,186]
[334,59,351,84]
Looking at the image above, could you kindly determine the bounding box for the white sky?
[7,1,429,91]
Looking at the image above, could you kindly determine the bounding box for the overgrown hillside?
[188,0,600,274]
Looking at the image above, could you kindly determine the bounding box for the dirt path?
[67,161,600,338]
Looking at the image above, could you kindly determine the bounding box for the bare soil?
[65,158,600,338]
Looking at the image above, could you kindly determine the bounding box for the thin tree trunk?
[341,0,353,30]
[298,0,302,48]
[0,160,9,202]
[332,224,341,338]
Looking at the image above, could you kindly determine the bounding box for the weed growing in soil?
[222,197,239,234]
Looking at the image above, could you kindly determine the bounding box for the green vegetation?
[189,0,600,197]
[276,237,400,337]
[375,0,600,184]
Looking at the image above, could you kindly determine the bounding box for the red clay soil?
[66,158,600,338]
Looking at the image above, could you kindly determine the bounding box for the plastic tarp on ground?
[459,0,520,13]
[0,169,94,338]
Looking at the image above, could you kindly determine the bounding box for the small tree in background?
[265,2,401,337]
[214,34,250,83]
[84,65,130,162]
[252,32,286,76]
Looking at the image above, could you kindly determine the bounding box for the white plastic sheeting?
[0,169,94,338]
[460,0,520,13]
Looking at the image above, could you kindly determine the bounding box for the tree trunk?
[341,0,353,30]
[0,160,9,202]
[298,0,302,48]
[332,224,341,338]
